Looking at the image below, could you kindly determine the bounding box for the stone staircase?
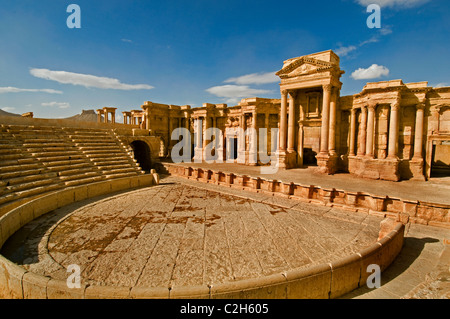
[0,124,145,209]
[65,128,144,179]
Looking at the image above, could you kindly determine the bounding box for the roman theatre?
[0,50,449,299]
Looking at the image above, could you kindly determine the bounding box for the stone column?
[413,103,425,160]
[104,110,108,124]
[111,111,116,124]
[97,110,102,123]
[287,91,296,152]
[349,108,357,156]
[320,84,332,155]
[365,103,376,158]
[358,106,367,156]
[328,87,338,156]
[279,90,288,152]
[249,111,258,165]
[387,102,400,159]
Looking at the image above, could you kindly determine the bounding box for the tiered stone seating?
[64,128,144,179]
[10,126,104,187]
[0,126,61,205]
[0,124,145,210]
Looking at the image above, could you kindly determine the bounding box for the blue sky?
[0,0,449,119]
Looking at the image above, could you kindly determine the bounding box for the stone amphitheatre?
[0,50,449,299]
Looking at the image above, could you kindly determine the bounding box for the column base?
[285,150,298,169]
[410,158,426,181]
[316,153,338,174]
[276,150,287,169]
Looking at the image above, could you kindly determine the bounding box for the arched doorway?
[130,140,152,173]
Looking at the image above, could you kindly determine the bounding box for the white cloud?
[435,83,449,88]
[356,0,430,8]
[335,45,357,57]
[351,64,390,80]
[41,102,71,109]
[206,85,272,104]
[29,68,154,90]
[224,71,279,85]
[1,107,16,112]
[0,86,62,94]
[121,38,133,43]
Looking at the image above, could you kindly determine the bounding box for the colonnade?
[348,101,425,161]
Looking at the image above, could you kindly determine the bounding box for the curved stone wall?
[0,173,405,299]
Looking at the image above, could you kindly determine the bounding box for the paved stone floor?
[167,161,450,205]
[1,176,382,290]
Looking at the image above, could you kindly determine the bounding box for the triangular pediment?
[276,57,334,78]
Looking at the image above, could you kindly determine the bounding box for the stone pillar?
[97,110,102,123]
[328,87,338,156]
[349,108,357,156]
[279,90,288,152]
[411,102,426,180]
[365,103,376,158]
[320,84,332,155]
[358,106,367,156]
[111,111,116,124]
[387,102,400,159]
[104,110,108,124]
[287,92,296,152]
[413,103,425,160]
[249,111,258,165]
[238,114,246,163]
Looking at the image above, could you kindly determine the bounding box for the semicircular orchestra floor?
[1,176,384,289]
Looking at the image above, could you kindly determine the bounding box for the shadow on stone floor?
[341,236,440,298]
[0,186,158,266]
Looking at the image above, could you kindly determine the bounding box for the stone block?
[330,254,362,299]
[0,256,26,299]
[22,272,50,299]
[87,182,111,198]
[57,189,75,209]
[130,286,169,299]
[170,285,210,299]
[84,285,131,299]
[46,278,85,299]
[19,205,35,228]
[1,211,21,243]
[33,193,58,218]
[286,263,332,299]
[74,185,88,202]
[110,178,131,192]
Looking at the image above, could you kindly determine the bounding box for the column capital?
[281,89,288,95]
[367,102,378,111]
[416,102,426,110]
[351,108,357,115]
[288,90,297,99]
[390,101,400,111]
[322,84,333,93]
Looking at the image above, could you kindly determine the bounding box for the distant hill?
[65,110,103,122]
[0,109,21,117]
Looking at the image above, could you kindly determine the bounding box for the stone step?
[13,183,63,201]
[25,146,73,152]
[92,158,132,166]
[102,167,140,175]
[75,142,118,147]
[42,159,88,168]
[46,162,92,172]
[82,149,126,155]
[31,150,81,157]
[0,168,48,180]
[5,173,57,186]
[0,158,37,167]
[86,154,131,161]
[96,163,136,170]
[0,148,23,155]
[6,177,57,193]
[22,139,69,145]
[57,167,97,177]
[0,163,42,174]
[0,153,25,161]
[104,172,139,179]
[59,171,101,182]
[34,155,85,162]
[64,176,105,187]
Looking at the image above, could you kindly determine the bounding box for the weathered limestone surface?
[1,176,381,289]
